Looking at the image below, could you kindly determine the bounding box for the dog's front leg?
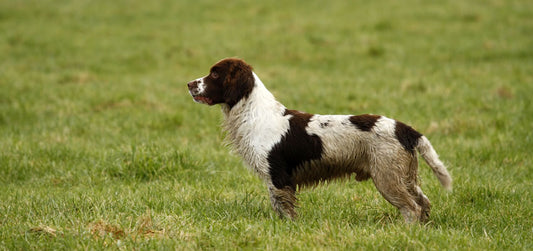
[268,185,298,220]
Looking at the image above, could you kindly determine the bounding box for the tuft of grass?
[1,0,532,249]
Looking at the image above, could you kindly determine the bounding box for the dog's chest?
[225,107,291,179]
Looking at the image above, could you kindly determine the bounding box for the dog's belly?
[291,151,371,187]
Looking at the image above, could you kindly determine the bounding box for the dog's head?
[187,58,255,108]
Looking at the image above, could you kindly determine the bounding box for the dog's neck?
[220,72,284,117]
[220,72,291,178]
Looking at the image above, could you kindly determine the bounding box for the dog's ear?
[223,60,254,108]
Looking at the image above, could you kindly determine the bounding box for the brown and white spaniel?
[187,58,452,223]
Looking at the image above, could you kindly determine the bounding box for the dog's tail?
[416,136,452,191]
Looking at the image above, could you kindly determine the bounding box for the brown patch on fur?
[188,58,255,108]
[267,110,323,189]
[395,121,423,153]
[349,114,380,131]
[291,158,371,188]
[214,58,255,108]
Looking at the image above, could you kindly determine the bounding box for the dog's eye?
[211,71,219,79]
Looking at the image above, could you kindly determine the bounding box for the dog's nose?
[187,80,196,89]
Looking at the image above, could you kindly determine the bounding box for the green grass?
[1,0,532,249]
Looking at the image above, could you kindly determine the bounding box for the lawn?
[1,0,532,249]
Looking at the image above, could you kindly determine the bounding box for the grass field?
[1,0,532,249]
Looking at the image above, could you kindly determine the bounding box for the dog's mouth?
[192,94,214,105]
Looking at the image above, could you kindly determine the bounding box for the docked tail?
[416,136,452,191]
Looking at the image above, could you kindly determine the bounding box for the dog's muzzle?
[187,79,213,105]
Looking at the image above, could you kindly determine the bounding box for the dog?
[187,58,452,223]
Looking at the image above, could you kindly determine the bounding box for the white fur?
[195,77,206,94]
[188,77,209,104]
[306,115,369,161]
[417,136,452,190]
[222,72,291,180]
[373,116,397,136]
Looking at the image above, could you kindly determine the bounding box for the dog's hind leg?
[371,166,422,223]
[404,156,431,222]
[268,185,298,220]
[413,186,431,222]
